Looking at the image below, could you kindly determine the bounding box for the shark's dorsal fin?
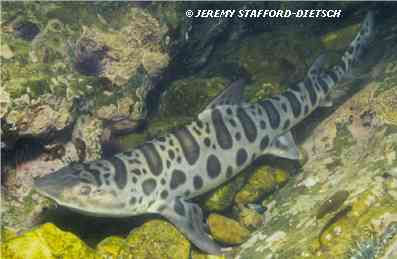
[156,197,225,255]
[204,79,247,111]
[267,131,300,160]
[308,53,327,78]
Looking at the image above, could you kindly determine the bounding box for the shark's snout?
[34,167,80,200]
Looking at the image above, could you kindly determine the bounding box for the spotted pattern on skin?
[193,175,203,190]
[283,91,301,118]
[283,119,290,130]
[304,79,317,106]
[139,143,163,176]
[108,157,128,189]
[260,135,270,151]
[236,107,257,142]
[174,199,185,216]
[236,148,248,167]
[207,154,221,179]
[170,169,186,189]
[212,108,233,149]
[260,100,281,129]
[173,127,200,165]
[226,166,233,178]
[142,178,157,195]
[160,190,168,199]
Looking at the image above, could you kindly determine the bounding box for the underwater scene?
[1,1,397,259]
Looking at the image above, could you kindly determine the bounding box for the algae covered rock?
[120,219,190,259]
[160,77,227,119]
[208,214,250,245]
[237,38,397,259]
[201,173,247,212]
[235,165,289,206]
[96,236,127,258]
[1,223,101,259]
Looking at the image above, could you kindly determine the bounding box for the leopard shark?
[34,11,374,255]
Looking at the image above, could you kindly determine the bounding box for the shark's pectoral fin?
[267,131,300,160]
[157,197,224,255]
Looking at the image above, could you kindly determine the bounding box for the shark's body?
[34,12,374,255]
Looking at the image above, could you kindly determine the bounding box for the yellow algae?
[208,214,250,245]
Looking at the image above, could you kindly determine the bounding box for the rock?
[201,173,247,212]
[237,207,265,231]
[120,219,190,259]
[160,77,227,119]
[234,165,289,206]
[96,236,127,258]
[190,248,226,259]
[1,223,101,259]
[208,214,250,245]
[237,36,397,259]
[72,114,104,161]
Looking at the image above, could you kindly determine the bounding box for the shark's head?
[34,160,135,217]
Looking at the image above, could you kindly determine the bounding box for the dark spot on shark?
[226,108,232,115]
[161,178,166,185]
[237,107,257,142]
[304,79,317,106]
[226,166,233,178]
[174,199,186,216]
[129,197,136,205]
[169,139,174,146]
[132,177,137,183]
[139,143,163,176]
[229,119,237,127]
[196,120,204,129]
[283,91,301,118]
[329,70,339,83]
[193,175,203,190]
[260,135,270,151]
[161,190,168,199]
[193,127,202,136]
[84,164,103,187]
[204,138,211,147]
[142,178,157,195]
[212,108,233,149]
[283,119,290,130]
[159,145,166,151]
[184,190,190,197]
[260,120,266,129]
[168,149,175,160]
[170,170,186,189]
[207,154,221,179]
[318,77,329,93]
[236,148,248,167]
[304,105,309,115]
[260,100,281,129]
[131,169,141,176]
[158,136,166,142]
[281,103,287,112]
[166,160,171,168]
[173,127,200,165]
[108,157,128,189]
[177,156,182,163]
[235,132,241,141]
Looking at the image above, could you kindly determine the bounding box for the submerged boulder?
[1,223,101,259]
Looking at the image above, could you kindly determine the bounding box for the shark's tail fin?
[339,11,375,77]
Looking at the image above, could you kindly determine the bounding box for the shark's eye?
[80,186,91,195]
